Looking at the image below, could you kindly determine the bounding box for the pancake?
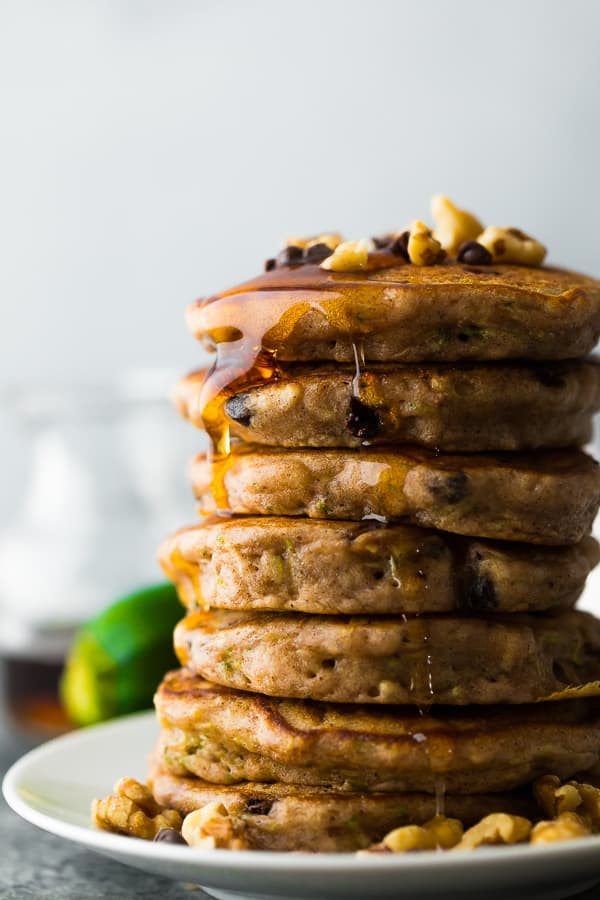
[187,262,600,363]
[148,761,538,852]
[175,359,600,451]
[159,518,598,615]
[173,609,600,706]
[190,446,600,544]
[154,671,600,793]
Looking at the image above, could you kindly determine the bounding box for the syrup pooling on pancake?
[178,207,600,842]
[192,270,401,504]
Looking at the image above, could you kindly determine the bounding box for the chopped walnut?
[407,220,444,266]
[181,801,251,850]
[431,195,483,255]
[424,815,464,849]
[453,814,531,850]
[530,812,591,844]
[320,239,371,272]
[534,776,600,830]
[92,778,182,840]
[382,824,437,852]
[477,226,546,266]
[378,815,462,853]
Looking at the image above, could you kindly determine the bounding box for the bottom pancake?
[155,671,600,793]
[148,759,538,852]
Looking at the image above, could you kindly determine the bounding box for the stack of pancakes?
[151,234,600,851]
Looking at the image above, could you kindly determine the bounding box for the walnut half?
[534,775,600,831]
[92,778,182,840]
[453,814,531,850]
[530,812,591,845]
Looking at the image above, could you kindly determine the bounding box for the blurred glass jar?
[0,370,201,735]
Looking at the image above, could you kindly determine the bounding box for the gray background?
[1,0,599,386]
[2,0,600,601]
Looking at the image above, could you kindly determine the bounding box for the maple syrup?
[190,257,455,809]
[1,653,71,737]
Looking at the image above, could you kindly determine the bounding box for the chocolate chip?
[347,397,382,441]
[225,394,252,427]
[154,828,187,844]
[389,231,410,261]
[277,245,303,266]
[427,471,469,505]
[372,232,410,259]
[372,235,393,249]
[456,241,492,266]
[246,798,274,815]
[531,366,567,389]
[304,242,332,263]
[264,258,276,271]
[463,575,498,611]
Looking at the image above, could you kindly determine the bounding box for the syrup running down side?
[175,227,600,845]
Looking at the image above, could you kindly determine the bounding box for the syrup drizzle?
[351,339,365,398]
[191,261,449,810]
[435,775,447,819]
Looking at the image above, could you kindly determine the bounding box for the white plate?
[3,711,600,900]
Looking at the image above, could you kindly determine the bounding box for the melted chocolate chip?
[457,241,492,266]
[154,828,187,844]
[225,394,252,427]
[531,366,567,389]
[372,235,393,249]
[304,242,332,263]
[389,231,410,261]
[428,471,469,505]
[463,575,498,611]
[277,245,304,266]
[246,798,274,815]
[264,258,276,271]
[347,397,382,441]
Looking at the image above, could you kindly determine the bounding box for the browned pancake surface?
[148,759,538,852]
[160,518,597,615]
[173,609,600,706]
[188,262,600,362]
[176,360,600,451]
[190,446,600,544]
[154,671,600,793]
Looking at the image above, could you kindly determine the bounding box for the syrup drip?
[192,261,405,472]
[188,263,462,826]
[434,775,446,819]
[351,339,366,398]
[395,576,441,804]
[198,339,283,510]
[168,548,202,609]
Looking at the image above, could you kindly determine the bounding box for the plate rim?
[5,709,600,877]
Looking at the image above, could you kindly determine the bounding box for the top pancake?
[187,261,600,362]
